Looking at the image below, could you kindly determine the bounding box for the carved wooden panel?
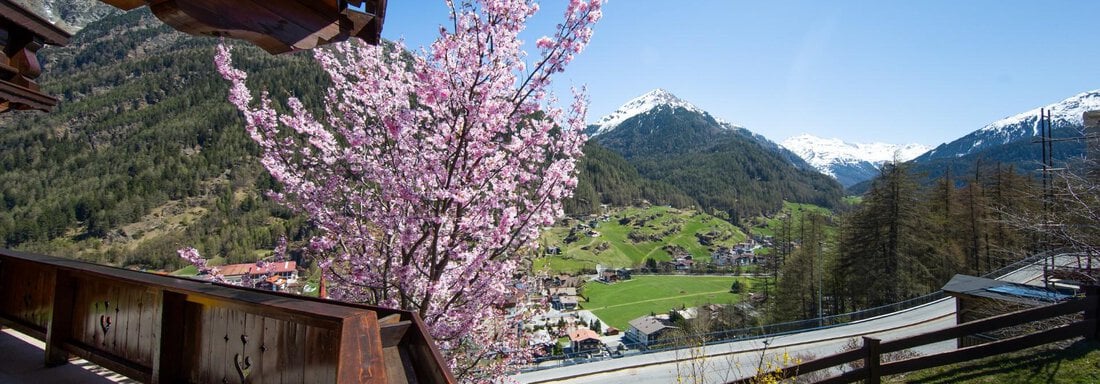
[70,275,161,369]
[183,301,339,384]
[0,258,55,331]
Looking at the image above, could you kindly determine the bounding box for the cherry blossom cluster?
[207,0,602,381]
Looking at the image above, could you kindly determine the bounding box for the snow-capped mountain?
[917,89,1100,162]
[589,89,815,171]
[867,88,1100,194]
[584,89,844,214]
[589,89,740,136]
[782,134,930,187]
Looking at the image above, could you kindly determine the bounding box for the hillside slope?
[591,90,844,220]
[0,9,322,267]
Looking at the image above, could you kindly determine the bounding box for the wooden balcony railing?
[0,248,455,383]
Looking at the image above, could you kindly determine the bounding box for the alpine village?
[0,1,1098,383]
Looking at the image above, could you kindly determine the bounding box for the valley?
[0,3,1098,383]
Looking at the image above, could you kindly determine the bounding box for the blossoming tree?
[208,0,602,380]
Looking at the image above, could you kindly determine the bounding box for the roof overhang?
[99,0,387,54]
[0,0,72,113]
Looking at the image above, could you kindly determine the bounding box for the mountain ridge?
[916,89,1098,163]
[585,89,844,220]
[782,134,930,187]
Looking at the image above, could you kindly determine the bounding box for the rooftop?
[628,316,675,336]
[942,274,1074,304]
[217,260,297,276]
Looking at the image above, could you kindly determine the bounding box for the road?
[514,255,1073,384]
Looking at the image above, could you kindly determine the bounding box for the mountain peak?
[981,89,1100,135]
[781,134,930,186]
[591,88,708,136]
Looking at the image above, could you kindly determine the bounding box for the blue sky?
[384,1,1100,147]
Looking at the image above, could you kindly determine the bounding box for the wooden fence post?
[863,336,881,384]
[1085,285,1099,342]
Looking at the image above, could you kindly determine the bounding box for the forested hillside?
[0,10,322,268]
[565,142,697,214]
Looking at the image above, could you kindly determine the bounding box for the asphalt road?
[514,255,1074,384]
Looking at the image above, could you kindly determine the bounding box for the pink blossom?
[210,0,602,381]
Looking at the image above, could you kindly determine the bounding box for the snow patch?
[591,89,742,135]
[780,134,931,177]
[980,90,1100,135]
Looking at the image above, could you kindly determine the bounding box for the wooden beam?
[0,0,70,45]
[99,0,387,54]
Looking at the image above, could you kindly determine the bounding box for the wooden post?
[1084,285,1099,342]
[863,336,881,384]
[45,270,74,366]
[152,290,186,383]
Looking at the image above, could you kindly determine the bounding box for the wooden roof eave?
[0,1,70,46]
[0,80,57,112]
[98,0,387,54]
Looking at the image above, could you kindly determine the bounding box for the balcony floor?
[0,328,135,383]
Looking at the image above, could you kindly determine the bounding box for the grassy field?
[886,340,1100,384]
[534,206,746,274]
[581,275,754,330]
[748,201,833,238]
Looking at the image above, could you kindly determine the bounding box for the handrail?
[0,248,455,383]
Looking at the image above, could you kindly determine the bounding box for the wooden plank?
[106,281,122,353]
[337,312,384,383]
[379,321,410,348]
[90,278,107,348]
[731,348,863,383]
[260,316,281,384]
[378,313,401,326]
[120,283,137,362]
[71,276,89,347]
[152,290,185,384]
[276,318,293,384]
[45,270,75,366]
[881,321,1088,376]
[182,301,203,383]
[382,346,407,384]
[286,321,306,383]
[213,306,230,384]
[225,308,246,384]
[880,298,1085,354]
[305,325,332,383]
[138,288,157,368]
[242,312,264,384]
[400,314,456,383]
